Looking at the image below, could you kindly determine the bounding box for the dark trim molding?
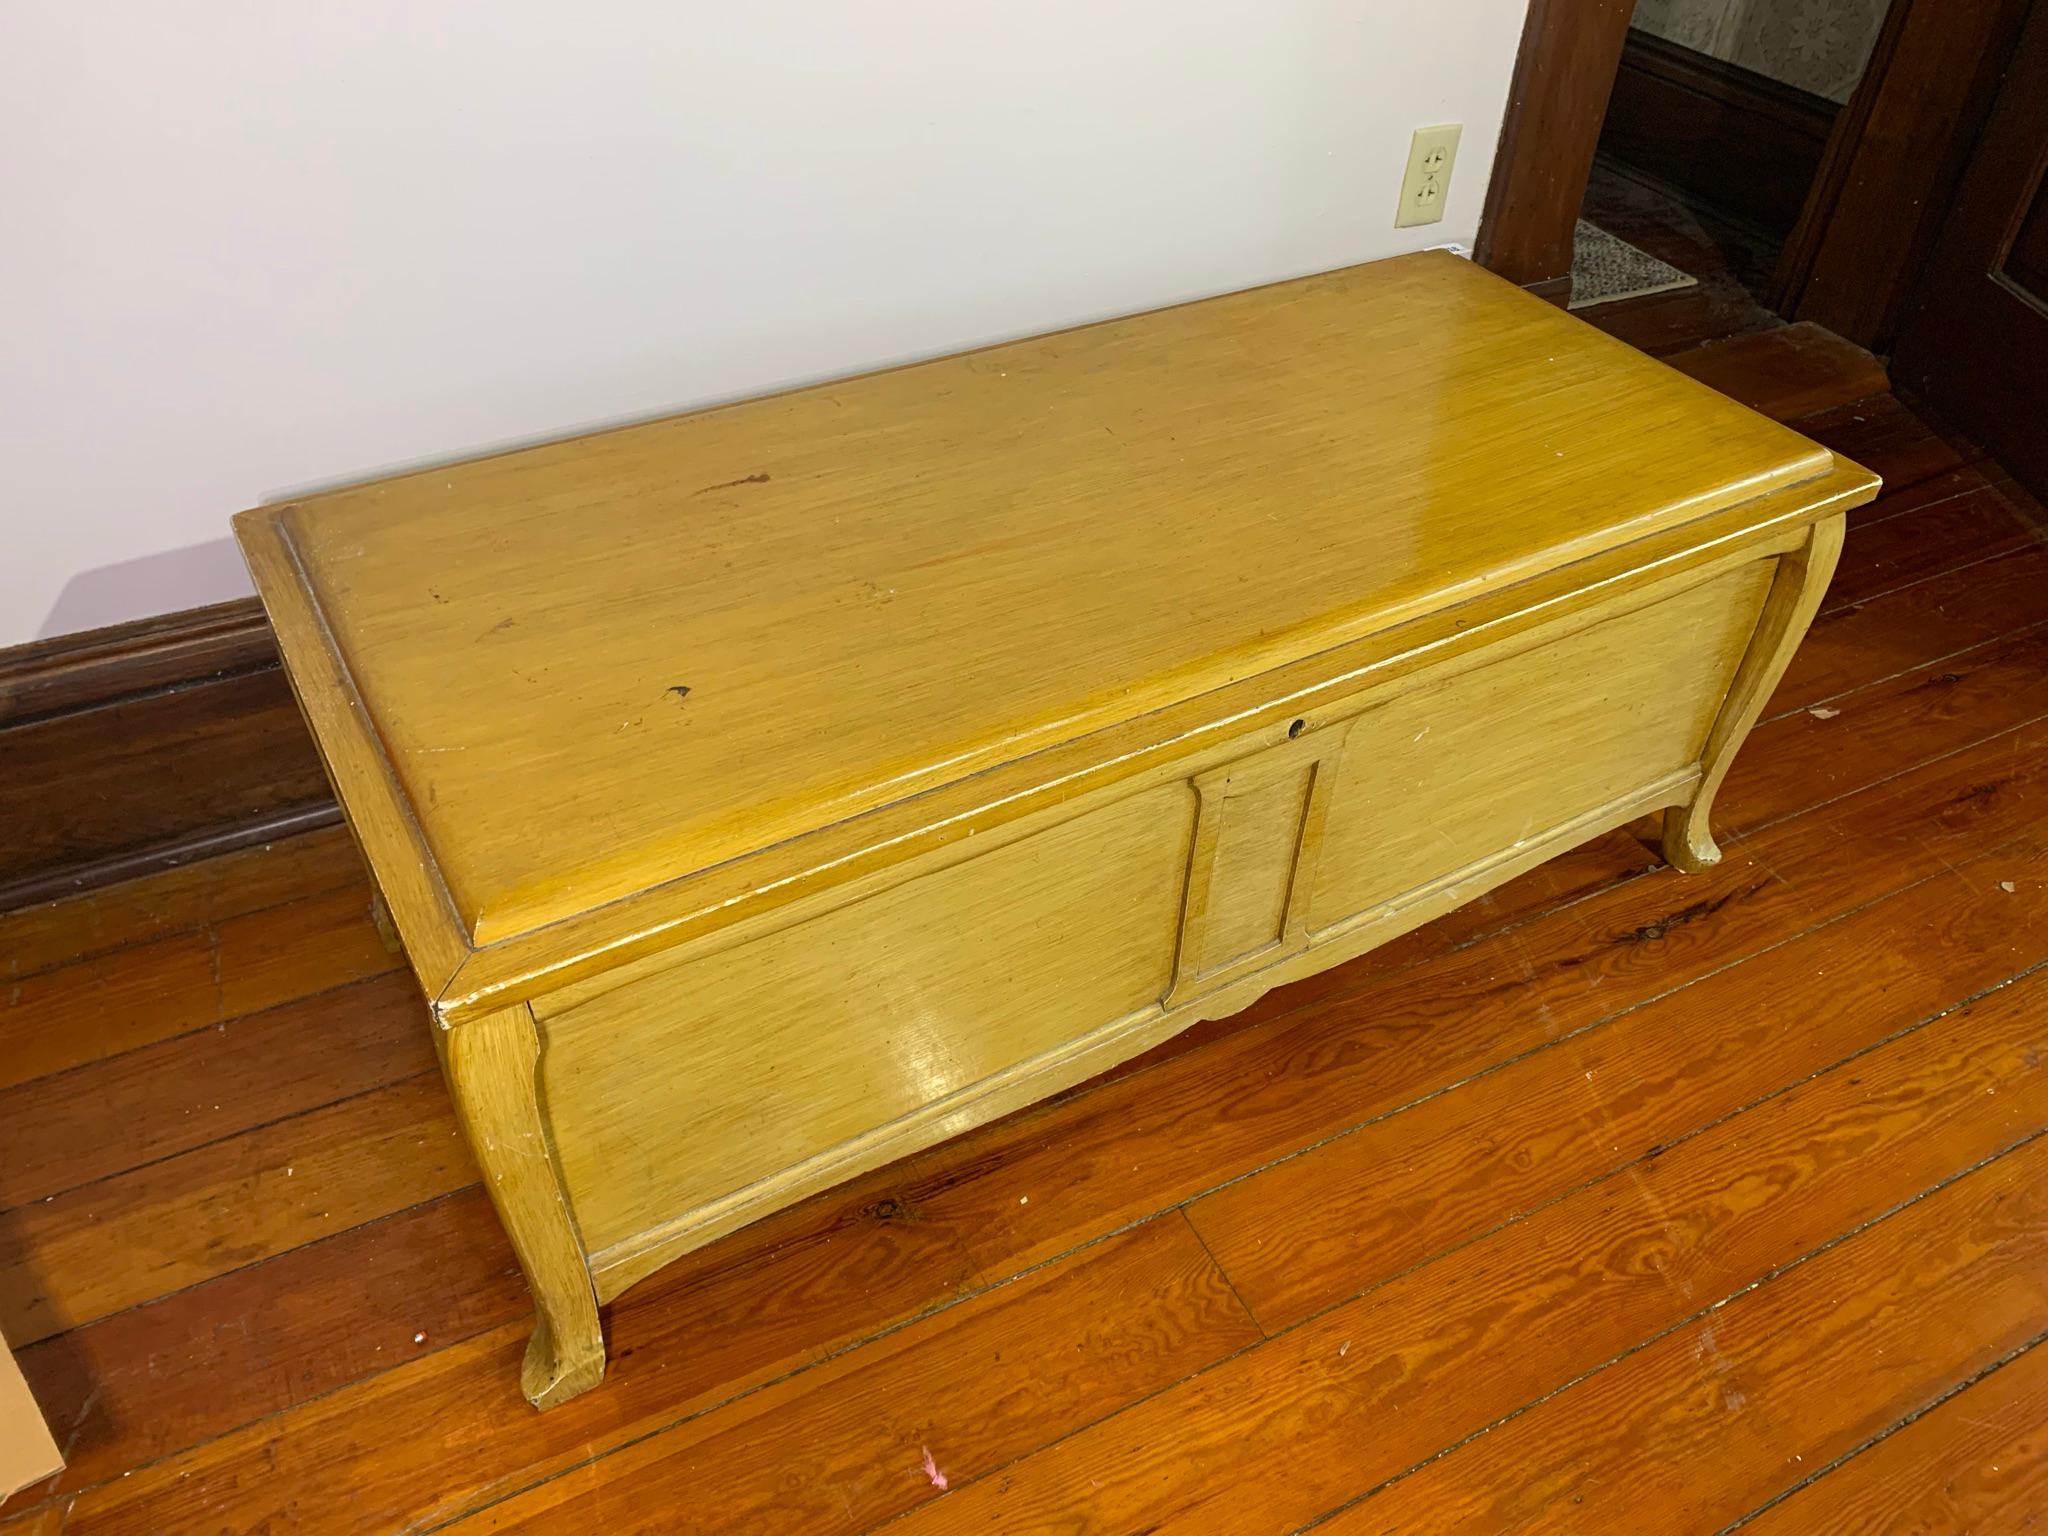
[1775,0,2032,350]
[1476,0,1637,294]
[0,600,338,911]
[1599,32,1838,242]
[0,598,275,727]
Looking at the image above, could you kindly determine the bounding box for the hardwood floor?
[7,312,2048,1530]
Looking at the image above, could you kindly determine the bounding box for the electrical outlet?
[1395,123,1463,229]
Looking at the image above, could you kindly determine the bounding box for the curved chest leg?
[437,1002,606,1409]
[1664,513,1846,873]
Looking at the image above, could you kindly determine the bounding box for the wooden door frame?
[1475,0,1637,303]
[1892,0,2048,495]
[1477,0,2025,343]
[1772,0,2033,352]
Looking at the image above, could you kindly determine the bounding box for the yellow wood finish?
[234,252,1878,1405]
[1311,559,1775,922]
[435,1005,604,1408]
[1664,514,1847,871]
[537,785,1196,1257]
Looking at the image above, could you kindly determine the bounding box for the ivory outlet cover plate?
[1395,123,1463,229]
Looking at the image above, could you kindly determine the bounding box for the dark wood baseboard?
[1599,31,1838,243]
[0,600,338,912]
[0,599,277,727]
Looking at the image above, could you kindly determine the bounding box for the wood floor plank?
[64,1216,1257,1535]
[1306,1126,2048,1534]
[452,1216,1256,1535]
[1854,459,2003,528]
[0,823,363,984]
[0,884,396,1092]
[0,1072,469,1346]
[1666,322,1887,424]
[0,1504,65,1536]
[875,965,2048,1534]
[1826,481,2042,615]
[1,1187,520,1515]
[0,971,432,1211]
[1187,837,2048,1330]
[1774,543,2048,717]
[1719,625,2048,842]
[1792,394,1983,494]
[1736,1340,2048,1535]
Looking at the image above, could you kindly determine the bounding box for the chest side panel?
[1309,558,1773,928]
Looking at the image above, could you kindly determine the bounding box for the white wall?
[1,2,1528,646]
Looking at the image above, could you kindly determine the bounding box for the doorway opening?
[1571,0,1890,331]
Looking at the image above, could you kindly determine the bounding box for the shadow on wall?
[38,539,255,640]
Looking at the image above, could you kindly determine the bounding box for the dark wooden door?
[1894,0,2048,497]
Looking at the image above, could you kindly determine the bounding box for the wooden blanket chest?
[235,252,1878,1407]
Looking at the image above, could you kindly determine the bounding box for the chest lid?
[237,251,1871,1014]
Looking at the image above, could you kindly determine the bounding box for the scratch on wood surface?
[695,472,771,495]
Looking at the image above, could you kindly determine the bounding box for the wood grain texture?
[1771,543,2048,718]
[0,883,395,1093]
[0,596,330,914]
[1665,321,1886,423]
[235,246,1873,1408]
[0,971,431,1211]
[1792,392,1984,492]
[12,532,2031,1490]
[1740,1341,2048,1534]
[878,964,2048,1533]
[442,1216,1258,1535]
[1309,1127,2048,1534]
[7,1187,520,1509]
[1825,478,2044,614]
[1717,624,2048,842]
[241,252,1857,975]
[54,1218,1257,1535]
[0,598,273,728]
[541,783,1193,1255]
[0,1072,469,1347]
[0,667,332,908]
[1890,0,2048,500]
[0,823,364,984]
[1188,837,2048,1329]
